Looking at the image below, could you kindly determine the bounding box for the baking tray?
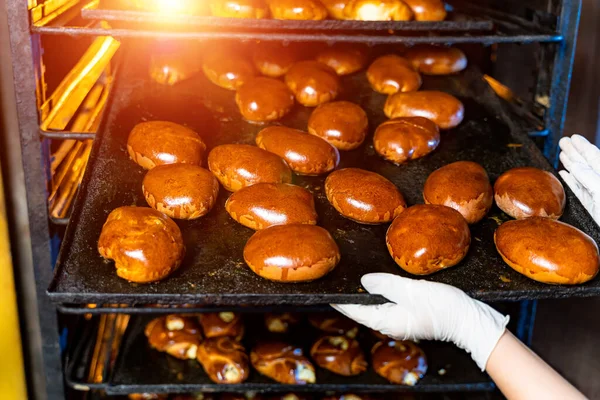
[107,313,493,395]
[48,43,600,305]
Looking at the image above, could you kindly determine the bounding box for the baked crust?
[251,342,316,384]
[285,61,340,107]
[197,337,250,384]
[344,0,413,21]
[308,313,359,338]
[310,335,368,376]
[372,340,427,385]
[373,117,440,164]
[269,0,328,20]
[144,315,202,360]
[316,45,368,76]
[402,0,446,21]
[253,44,298,77]
[384,90,464,129]
[366,55,422,95]
[202,51,256,90]
[321,0,351,19]
[405,45,467,75]
[265,313,301,333]
[209,0,268,18]
[235,77,295,122]
[307,101,368,150]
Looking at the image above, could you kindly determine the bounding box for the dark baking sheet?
[107,313,493,394]
[48,44,600,305]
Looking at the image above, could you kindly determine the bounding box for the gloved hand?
[332,273,509,371]
[558,134,600,225]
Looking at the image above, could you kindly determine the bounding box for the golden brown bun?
[366,55,422,95]
[256,126,339,175]
[316,45,368,76]
[344,0,413,20]
[253,44,299,78]
[372,340,427,385]
[265,313,301,333]
[494,217,599,285]
[98,206,184,283]
[202,51,256,90]
[285,61,340,107]
[149,53,202,86]
[308,313,359,338]
[128,394,168,400]
[235,77,295,122]
[225,183,318,230]
[198,312,245,341]
[404,45,467,75]
[269,0,328,20]
[373,117,440,164]
[386,204,470,275]
[384,90,464,129]
[130,0,207,14]
[197,337,250,384]
[494,167,566,219]
[144,315,202,360]
[307,101,368,150]
[209,0,269,18]
[251,342,316,384]
[321,0,351,19]
[402,0,445,21]
[142,164,219,220]
[423,161,493,224]
[325,168,406,224]
[310,335,367,376]
[243,224,340,282]
[127,121,206,170]
[208,144,292,192]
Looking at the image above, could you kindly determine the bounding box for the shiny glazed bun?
[308,313,359,338]
[198,312,245,341]
[404,45,467,75]
[494,167,566,219]
[325,168,406,224]
[384,90,464,129]
[197,337,250,384]
[149,53,202,86]
[423,161,493,224]
[253,44,298,77]
[310,335,368,376]
[202,52,256,90]
[98,206,185,283]
[494,217,599,285]
[386,204,470,275]
[208,144,292,192]
[243,224,340,282]
[307,101,369,150]
[251,342,316,384]
[256,126,340,175]
[285,61,340,107]
[366,55,422,95]
[402,0,446,21]
[371,340,427,385]
[316,45,368,76]
[235,77,295,122]
[144,315,202,360]
[321,0,351,19]
[209,0,269,18]
[225,183,318,230]
[269,0,328,20]
[373,117,440,164]
[344,0,413,20]
[127,121,206,170]
[142,164,219,220]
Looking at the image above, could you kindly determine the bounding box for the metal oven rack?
[3,0,583,399]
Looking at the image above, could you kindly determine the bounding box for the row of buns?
[132,392,381,400]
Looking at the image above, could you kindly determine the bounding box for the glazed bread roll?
[202,52,256,90]
[256,126,340,175]
[316,45,368,76]
[197,337,250,384]
[371,340,427,385]
[127,121,206,170]
[142,164,219,220]
[384,90,464,129]
[308,312,359,338]
[366,55,422,94]
[144,315,202,360]
[402,0,446,20]
[307,101,369,150]
[243,224,340,282]
[209,0,269,18]
[310,335,367,376]
[225,183,318,230]
[494,217,599,285]
[265,313,301,333]
[251,342,316,384]
[325,168,406,224]
[208,144,292,192]
[321,0,350,19]
[344,0,413,20]
[285,61,340,107]
[198,312,245,341]
[253,44,298,78]
[98,206,184,283]
[386,204,470,275]
[373,117,440,164]
[128,394,168,400]
[235,77,295,122]
[494,167,566,219]
[149,53,202,86]
[269,0,328,20]
[404,45,467,75]
[423,161,493,224]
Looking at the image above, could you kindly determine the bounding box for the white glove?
[332,273,509,371]
[558,134,600,225]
